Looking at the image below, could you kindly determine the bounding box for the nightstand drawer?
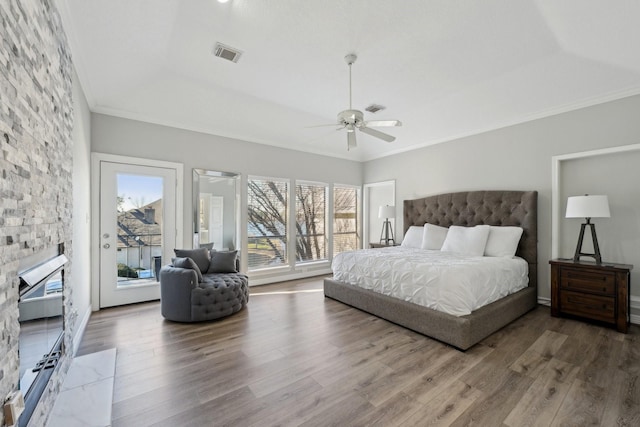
[560,291,615,323]
[550,259,632,333]
[560,268,615,295]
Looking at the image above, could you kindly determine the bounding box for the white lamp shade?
[378,205,395,219]
[565,195,610,218]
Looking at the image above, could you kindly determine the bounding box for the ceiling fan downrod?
[345,54,357,110]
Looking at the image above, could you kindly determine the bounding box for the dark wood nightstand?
[549,259,632,333]
[369,242,399,248]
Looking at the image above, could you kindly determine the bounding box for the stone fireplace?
[0,1,75,426]
[17,244,68,426]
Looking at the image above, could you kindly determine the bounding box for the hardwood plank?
[600,369,640,427]
[350,392,424,427]
[402,344,493,406]
[550,379,606,426]
[504,357,580,427]
[357,341,455,407]
[509,330,568,378]
[576,329,624,388]
[618,328,640,375]
[113,385,255,427]
[403,380,483,426]
[298,393,375,427]
[198,376,323,427]
[553,321,603,366]
[449,370,534,426]
[250,379,368,426]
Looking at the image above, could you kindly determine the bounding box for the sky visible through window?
[117,174,163,211]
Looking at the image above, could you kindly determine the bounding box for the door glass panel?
[116,173,163,287]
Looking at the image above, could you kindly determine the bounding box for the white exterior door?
[98,160,178,308]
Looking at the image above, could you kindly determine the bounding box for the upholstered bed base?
[324,190,538,350]
[324,278,536,350]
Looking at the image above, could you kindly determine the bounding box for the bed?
[324,190,538,350]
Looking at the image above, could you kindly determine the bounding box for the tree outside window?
[247,178,288,269]
[295,183,327,262]
[247,178,358,271]
[333,185,360,255]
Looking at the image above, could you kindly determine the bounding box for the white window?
[295,182,328,262]
[247,177,289,270]
[333,185,360,254]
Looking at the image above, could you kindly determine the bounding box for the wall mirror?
[363,180,396,247]
[193,169,240,251]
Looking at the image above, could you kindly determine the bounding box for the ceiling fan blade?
[347,130,357,150]
[359,126,395,143]
[364,120,402,127]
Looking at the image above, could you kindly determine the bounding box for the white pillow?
[401,226,424,248]
[440,225,491,256]
[484,226,523,257]
[421,223,449,250]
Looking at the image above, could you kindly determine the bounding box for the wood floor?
[77,276,640,426]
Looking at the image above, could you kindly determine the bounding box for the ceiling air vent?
[365,104,385,113]
[213,43,242,63]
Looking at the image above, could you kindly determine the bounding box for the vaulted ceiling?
[56,0,640,162]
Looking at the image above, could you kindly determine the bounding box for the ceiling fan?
[315,54,402,150]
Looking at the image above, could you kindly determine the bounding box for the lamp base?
[573,220,603,264]
[379,220,395,246]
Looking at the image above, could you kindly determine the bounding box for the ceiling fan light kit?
[312,53,402,151]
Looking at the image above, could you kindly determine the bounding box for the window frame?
[333,183,362,256]
[294,180,329,265]
[246,175,291,272]
[246,176,361,279]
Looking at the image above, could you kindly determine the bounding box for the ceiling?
[56,0,640,162]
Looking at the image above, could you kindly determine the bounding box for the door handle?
[103,243,110,249]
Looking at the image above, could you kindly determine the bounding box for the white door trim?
[91,153,183,311]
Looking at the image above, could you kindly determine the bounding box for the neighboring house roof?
[117,199,162,248]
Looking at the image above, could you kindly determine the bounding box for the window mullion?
[327,184,334,261]
[288,178,296,269]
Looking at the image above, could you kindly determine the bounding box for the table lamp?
[378,205,395,245]
[565,194,610,264]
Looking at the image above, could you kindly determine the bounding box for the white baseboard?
[537,296,551,307]
[631,295,640,325]
[249,268,332,286]
[72,305,92,356]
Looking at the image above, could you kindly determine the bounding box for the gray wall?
[364,94,640,315]
[71,68,93,353]
[91,113,363,280]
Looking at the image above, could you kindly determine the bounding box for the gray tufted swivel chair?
[160,250,249,322]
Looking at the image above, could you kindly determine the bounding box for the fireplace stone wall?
[0,0,75,425]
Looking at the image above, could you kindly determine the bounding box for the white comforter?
[332,247,528,316]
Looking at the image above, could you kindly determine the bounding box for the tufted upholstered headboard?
[403,190,538,287]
